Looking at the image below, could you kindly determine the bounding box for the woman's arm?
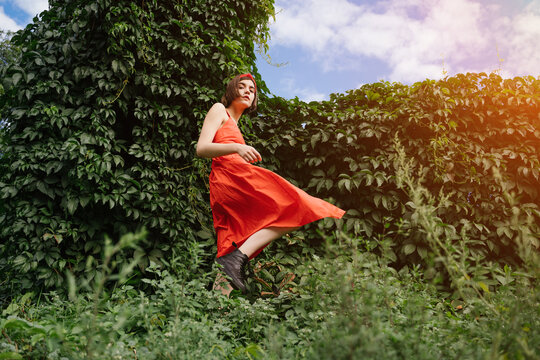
[196,103,261,163]
[196,103,237,158]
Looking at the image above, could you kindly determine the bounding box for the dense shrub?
[0,0,274,296]
[252,73,540,274]
[1,230,538,359]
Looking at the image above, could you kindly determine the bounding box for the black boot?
[216,249,249,293]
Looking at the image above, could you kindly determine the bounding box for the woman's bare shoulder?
[205,103,227,120]
[209,102,226,112]
[203,103,228,129]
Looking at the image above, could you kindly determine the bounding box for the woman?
[196,74,345,293]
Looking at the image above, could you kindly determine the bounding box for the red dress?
[209,112,346,259]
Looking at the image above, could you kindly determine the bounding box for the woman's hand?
[236,144,262,163]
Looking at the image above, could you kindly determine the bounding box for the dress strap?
[224,110,237,126]
[217,110,233,130]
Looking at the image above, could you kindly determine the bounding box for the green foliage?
[252,73,540,274]
[0,30,21,69]
[1,230,538,359]
[263,236,539,360]
[0,30,21,145]
[0,0,275,296]
[0,1,539,357]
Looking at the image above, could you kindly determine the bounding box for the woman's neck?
[226,105,244,124]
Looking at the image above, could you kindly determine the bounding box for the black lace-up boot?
[216,248,249,293]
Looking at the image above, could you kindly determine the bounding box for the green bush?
[1,230,538,359]
[0,0,274,296]
[253,74,540,271]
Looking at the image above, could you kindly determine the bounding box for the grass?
[0,227,538,359]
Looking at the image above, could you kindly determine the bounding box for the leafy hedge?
[0,0,273,295]
[1,0,538,298]
[252,73,540,273]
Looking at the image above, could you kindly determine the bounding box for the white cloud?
[299,89,326,102]
[0,6,21,31]
[0,0,48,32]
[280,77,327,102]
[273,0,363,52]
[271,0,540,82]
[12,0,48,16]
[497,3,540,77]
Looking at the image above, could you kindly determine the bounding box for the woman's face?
[234,79,256,108]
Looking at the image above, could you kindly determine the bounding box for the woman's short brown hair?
[220,74,258,113]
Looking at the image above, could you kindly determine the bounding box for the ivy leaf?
[12,72,23,86]
[403,244,416,255]
[67,198,78,215]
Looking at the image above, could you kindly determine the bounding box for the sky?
[2,0,539,101]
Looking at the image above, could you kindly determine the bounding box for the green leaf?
[311,133,321,149]
[196,229,213,239]
[405,201,416,209]
[12,72,23,86]
[54,235,63,244]
[344,179,351,192]
[477,282,490,293]
[67,198,78,215]
[13,255,27,266]
[3,318,31,330]
[403,244,416,255]
[0,352,24,359]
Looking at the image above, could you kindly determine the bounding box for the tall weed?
[1,226,538,359]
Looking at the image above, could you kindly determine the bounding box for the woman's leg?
[239,226,300,258]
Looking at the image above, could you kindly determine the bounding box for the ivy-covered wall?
[253,73,540,269]
[0,0,274,293]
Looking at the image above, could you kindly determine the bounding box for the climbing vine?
[253,73,540,270]
[0,0,274,295]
